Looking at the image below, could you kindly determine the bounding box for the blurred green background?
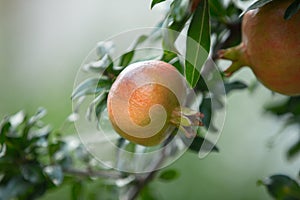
[0,0,299,199]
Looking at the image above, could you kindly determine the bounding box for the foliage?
[265,96,300,160]
[0,0,299,200]
[257,174,300,200]
[0,108,123,199]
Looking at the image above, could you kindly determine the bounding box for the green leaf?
[119,51,134,67]
[72,181,84,200]
[74,145,90,163]
[199,98,211,129]
[140,185,160,200]
[124,141,136,153]
[83,54,113,73]
[48,141,63,158]
[119,35,147,67]
[188,0,210,52]
[0,119,10,137]
[0,144,6,158]
[186,135,219,153]
[162,0,191,52]
[95,92,108,121]
[43,165,64,186]
[265,97,300,116]
[49,139,76,168]
[86,91,107,121]
[72,78,99,100]
[27,125,51,140]
[208,0,227,18]
[133,35,148,47]
[265,102,289,116]
[72,77,110,100]
[195,76,209,92]
[28,107,47,125]
[224,81,248,94]
[116,137,126,149]
[287,139,300,160]
[9,110,25,128]
[170,0,189,22]
[20,163,44,183]
[161,50,176,62]
[159,169,179,181]
[0,176,31,200]
[185,0,210,87]
[171,58,184,74]
[95,41,114,59]
[284,0,300,20]
[259,174,300,200]
[226,1,243,18]
[150,0,166,9]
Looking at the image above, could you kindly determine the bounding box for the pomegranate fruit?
[107,60,203,146]
[218,0,300,96]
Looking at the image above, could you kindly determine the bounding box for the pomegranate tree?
[219,0,300,96]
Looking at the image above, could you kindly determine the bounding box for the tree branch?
[124,135,174,200]
[63,168,122,179]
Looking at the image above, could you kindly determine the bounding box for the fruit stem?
[170,107,204,138]
[218,43,250,77]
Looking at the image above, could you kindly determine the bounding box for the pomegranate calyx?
[218,43,250,77]
[170,106,204,138]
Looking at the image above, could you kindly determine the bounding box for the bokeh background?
[0,0,299,199]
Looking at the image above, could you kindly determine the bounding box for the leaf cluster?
[0,108,113,200]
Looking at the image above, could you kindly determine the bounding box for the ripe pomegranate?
[218,0,300,96]
[107,60,203,146]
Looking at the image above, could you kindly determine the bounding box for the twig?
[124,134,174,200]
[63,168,122,179]
[212,21,242,60]
[125,169,160,200]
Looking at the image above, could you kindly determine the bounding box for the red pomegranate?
[219,0,300,96]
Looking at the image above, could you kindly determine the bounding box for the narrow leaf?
[96,41,114,58]
[44,165,64,186]
[9,111,25,127]
[72,181,84,200]
[185,135,219,153]
[28,107,47,125]
[170,0,189,22]
[140,186,159,200]
[185,0,210,87]
[225,81,248,94]
[199,98,211,129]
[284,0,300,20]
[162,15,188,52]
[151,0,166,9]
[260,174,300,200]
[119,35,147,67]
[287,139,300,159]
[208,0,227,18]
[95,95,108,120]
[86,91,107,121]
[0,177,31,200]
[27,125,51,140]
[119,51,134,67]
[82,54,113,73]
[20,164,43,183]
[72,77,109,100]
[159,169,179,181]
